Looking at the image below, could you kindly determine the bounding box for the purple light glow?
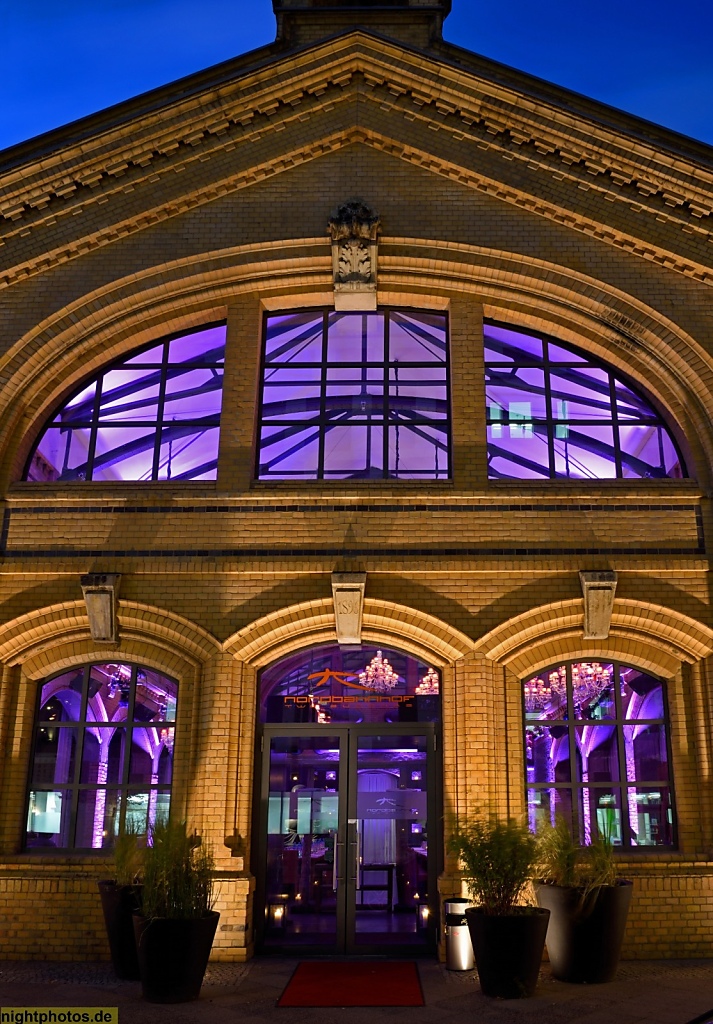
[257,310,450,480]
[26,662,177,850]
[259,643,441,725]
[524,661,673,847]
[26,324,226,483]
[485,322,685,480]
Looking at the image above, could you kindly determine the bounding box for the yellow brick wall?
[0,40,712,962]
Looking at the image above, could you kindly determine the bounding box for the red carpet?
[277,961,425,1007]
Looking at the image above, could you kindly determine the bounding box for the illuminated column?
[148,731,162,828]
[91,737,110,848]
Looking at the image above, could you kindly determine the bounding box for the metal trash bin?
[444,897,474,971]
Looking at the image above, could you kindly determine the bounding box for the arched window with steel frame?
[523,660,675,848]
[25,662,178,850]
[24,322,226,483]
[485,322,686,480]
[256,308,451,480]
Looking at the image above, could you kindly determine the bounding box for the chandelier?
[415,667,439,695]
[159,727,174,752]
[567,662,612,707]
[523,675,552,712]
[525,662,613,713]
[359,650,399,692]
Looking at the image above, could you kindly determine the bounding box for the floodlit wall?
[0,28,712,962]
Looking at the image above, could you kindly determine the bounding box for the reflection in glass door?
[262,735,342,948]
[257,729,435,954]
[351,734,431,949]
[254,643,441,954]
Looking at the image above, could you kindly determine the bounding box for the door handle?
[347,819,359,885]
[334,837,343,890]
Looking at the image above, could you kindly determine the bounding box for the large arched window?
[25,662,177,850]
[256,309,450,480]
[524,660,675,848]
[25,323,226,482]
[485,322,685,480]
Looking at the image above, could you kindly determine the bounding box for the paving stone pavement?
[1,958,713,1024]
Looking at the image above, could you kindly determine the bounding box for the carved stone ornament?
[579,570,618,640]
[328,200,380,311]
[331,571,367,644]
[80,572,121,644]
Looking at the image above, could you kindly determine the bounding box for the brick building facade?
[1,0,713,961]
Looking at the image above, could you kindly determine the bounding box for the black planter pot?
[97,880,142,980]
[465,906,550,999]
[133,910,220,1003]
[535,880,633,983]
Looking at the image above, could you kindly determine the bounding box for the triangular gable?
[1,32,712,290]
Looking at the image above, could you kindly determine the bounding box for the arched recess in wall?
[222,597,474,669]
[473,598,713,680]
[474,599,713,852]
[0,601,222,842]
[1,240,712,487]
[221,597,475,863]
[0,600,220,679]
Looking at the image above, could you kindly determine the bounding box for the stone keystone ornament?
[328,199,380,311]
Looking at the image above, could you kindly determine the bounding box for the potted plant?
[97,822,144,980]
[534,816,633,983]
[448,812,549,999]
[132,818,219,1003]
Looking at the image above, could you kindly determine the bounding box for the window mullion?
[86,376,103,481]
[610,374,623,478]
[543,339,556,478]
[318,312,328,479]
[152,341,170,480]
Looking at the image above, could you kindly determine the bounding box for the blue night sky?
[2,0,712,153]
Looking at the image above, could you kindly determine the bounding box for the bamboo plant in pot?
[534,816,633,983]
[98,823,144,980]
[448,813,549,999]
[133,818,219,1003]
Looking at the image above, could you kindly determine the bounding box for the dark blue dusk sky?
[2,0,712,153]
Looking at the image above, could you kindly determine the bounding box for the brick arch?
[1,238,711,486]
[222,597,474,668]
[0,599,220,680]
[475,598,713,680]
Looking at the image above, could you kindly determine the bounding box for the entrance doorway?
[253,645,442,955]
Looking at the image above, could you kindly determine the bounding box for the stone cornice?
[1,35,711,221]
[0,36,711,287]
[1,122,711,292]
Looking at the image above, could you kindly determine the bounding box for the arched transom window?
[485,322,685,480]
[22,314,687,486]
[524,660,675,848]
[25,662,177,850]
[25,323,226,482]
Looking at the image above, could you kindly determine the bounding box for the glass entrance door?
[256,727,436,954]
[261,733,342,948]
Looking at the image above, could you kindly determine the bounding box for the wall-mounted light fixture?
[80,573,121,644]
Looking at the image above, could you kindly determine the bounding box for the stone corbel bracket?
[579,570,618,640]
[80,572,121,645]
[328,199,380,311]
[331,572,367,644]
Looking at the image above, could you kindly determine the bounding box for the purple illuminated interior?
[524,661,673,847]
[257,310,450,480]
[485,323,685,480]
[26,324,226,482]
[26,662,177,850]
[261,643,437,950]
[259,643,441,724]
